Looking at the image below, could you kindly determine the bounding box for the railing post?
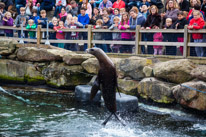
[87,25,92,49]
[135,25,141,55]
[183,25,188,58]
[37,25,42,45]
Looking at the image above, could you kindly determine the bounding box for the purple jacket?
[2,18,13,33]
[119,20,132,39]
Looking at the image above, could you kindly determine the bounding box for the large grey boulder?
[81,58,99,74]
[172,80,206,111]
[63,54,93,65]
[153,59,196,84]
[42,62,92,88]
[17,47,73,62]
[190,65,206,82]
[137,77,175,104]
[0,39,18,56]
[0,59,45,84]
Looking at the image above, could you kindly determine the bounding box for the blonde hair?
[96,19,103,25]
[4,11,11,18]
[190,0,201,7]
[52,17,58,23]
[166,18,172,22]
[149,5,158,14]
[120,8,126,13]
[166,0,179,10]
[113,16,120,21]
[20,7,25,11]
[28,19,34,24]
[193,10,201,16]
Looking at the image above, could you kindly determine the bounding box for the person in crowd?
[110,8,121,23]
[178,0,189,12]
[26,19,37,39]
[2,12,13,37]
[139,0,150,10]
[25,0,33,17]
[188,10,205,57]
[141,5,161,54]
[89,0,103,9]
[163,18,176,55]
[0,3,5,36]
[64,13,72,50]
[161,0,179,24]
[109,16,121,53]
[172,11,188,55]
[57,7,67,22]
[78,7,90,50]
[190,0,201,8]
[30,9,40,26]
[15,0,26,14]
[49,17,58,47]
[102,8,111,19]
[140,4,149,19]
[40,0,54,11]
[38,10,48,38]
[54,0,67,17]
[94,19,107,51]
[90,7,102,25]
[187,4,205,22]
[66,0,78,16]
[153,28,163,55]
[82,0,92,18]
[14,7,29,38]
[119,12,132,53]
[201,0,206,14]
[65,16,83,51]
[54,20,66,48]
[102,15,112,52]
[98,0,113,14]
[112,0,126,10]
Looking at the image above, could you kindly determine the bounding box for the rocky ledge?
[0,39,206,112]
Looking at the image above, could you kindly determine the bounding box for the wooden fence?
[0,25,206,58]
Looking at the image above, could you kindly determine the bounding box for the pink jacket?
[118,20,132,39]
[153,32,163,49]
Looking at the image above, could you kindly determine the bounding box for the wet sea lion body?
[86,48,125,126]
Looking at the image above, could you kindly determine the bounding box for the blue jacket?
[30,15,40,26]
[78,14,90,26]
[129,13,146,29]
[49,23,56,39]
[38,17,48,28]
[103,21,112,40]
[15,0,26,5]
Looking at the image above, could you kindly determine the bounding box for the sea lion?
[86,48,125,126]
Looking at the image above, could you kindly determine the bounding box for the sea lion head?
[86,47,104,56]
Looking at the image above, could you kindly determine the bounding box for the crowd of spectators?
[0,0,206,56]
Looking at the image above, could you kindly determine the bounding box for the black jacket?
[144,13,161,28]
[179,0,189,12]
[102,21,112,40]
[172,17,188,37]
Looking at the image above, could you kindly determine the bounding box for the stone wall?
[1,39,206,112]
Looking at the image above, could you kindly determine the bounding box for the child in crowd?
[26,19,37,39]
[163,18,176,55]
[110,8,120,24]
[94,19,107,51]
[188,10,205,57]
[57,7,67,22]
[139,0,150,10]
[54,20,65,48]
[109,16,121,53]
[30,9,40,26]
[172,11,188,55]
[14,7,29,38]
[102,8,111,19]
[102,15,112,52]
[54,0,67,17]
[66,16,83,51]
[65,14,73,50]
[49,17,58,47]
[2,12,13,37]
[140,5,149,19]
[38,10,48,38]
[119,12,132,53]
[153,27,163,55]
[66,0,78,16]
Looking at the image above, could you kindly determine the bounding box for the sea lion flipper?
[90,77,100,100]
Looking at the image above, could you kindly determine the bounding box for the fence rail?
[0,25,206,58]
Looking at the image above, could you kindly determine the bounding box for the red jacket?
[188,17,205,39]
[112,0,125,9]
[54,26,65,39]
